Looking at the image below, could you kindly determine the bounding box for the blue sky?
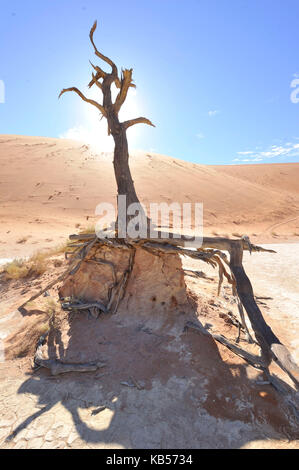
[1,0,299,164]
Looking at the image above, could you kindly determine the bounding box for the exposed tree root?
[20,231,299,394]
[61,301,107,314]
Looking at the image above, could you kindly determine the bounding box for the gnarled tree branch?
[123,117,155,130]
[88,61,106,88]
[114,68,135,114]
[59,87,106,116]
[91,72,103,91]
[89,20,118,76]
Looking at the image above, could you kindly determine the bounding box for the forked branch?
[88,61,106,88]
[114,68,136,114]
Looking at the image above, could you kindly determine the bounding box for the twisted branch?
[59,87,106,116]
[89,20,118,76]
[123,117,155,130]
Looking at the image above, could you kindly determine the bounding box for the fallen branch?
[130,375,144,390]
[185,321,265,370]
[34,334,106,376]
[185,320,299,422]
[61,301,107,314]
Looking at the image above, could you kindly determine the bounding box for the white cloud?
[60,85,140,153]
[233,157,263,162]
[234,140,299,163]
[196,132,204,139]
[208,109,220,117]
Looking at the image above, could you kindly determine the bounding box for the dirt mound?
[40,245,192,364]
[60,245,187,320]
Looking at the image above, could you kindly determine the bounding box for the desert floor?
[0,135,298,449]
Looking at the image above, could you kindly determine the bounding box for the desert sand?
[0,134,299,259]
[0,134,298,449]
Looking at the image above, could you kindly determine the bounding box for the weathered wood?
[186,320,299,420]
[34,333,106,375]
[185,321,265,370]
[68,232,275,255]
[228,240,299,386]
[61,301,107,313]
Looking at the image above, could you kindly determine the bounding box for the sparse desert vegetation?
[78,223,95,234]
[1,242,68,280]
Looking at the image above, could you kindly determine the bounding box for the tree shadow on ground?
[6,252,299,448]
[6,314,299,448]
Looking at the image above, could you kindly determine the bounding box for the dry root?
[21,232,299,395]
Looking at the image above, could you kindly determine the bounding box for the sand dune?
[0,134,299,257]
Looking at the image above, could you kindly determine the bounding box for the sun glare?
[61,84,141,154]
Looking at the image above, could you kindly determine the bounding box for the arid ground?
[0,135,298,449]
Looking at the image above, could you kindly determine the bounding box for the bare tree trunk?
[112,128,140,208]
[59,21,154,235]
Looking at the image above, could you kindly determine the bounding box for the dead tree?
[55,22,299,403]
[59,21,154,231]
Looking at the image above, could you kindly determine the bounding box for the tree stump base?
[59,244,189,325]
